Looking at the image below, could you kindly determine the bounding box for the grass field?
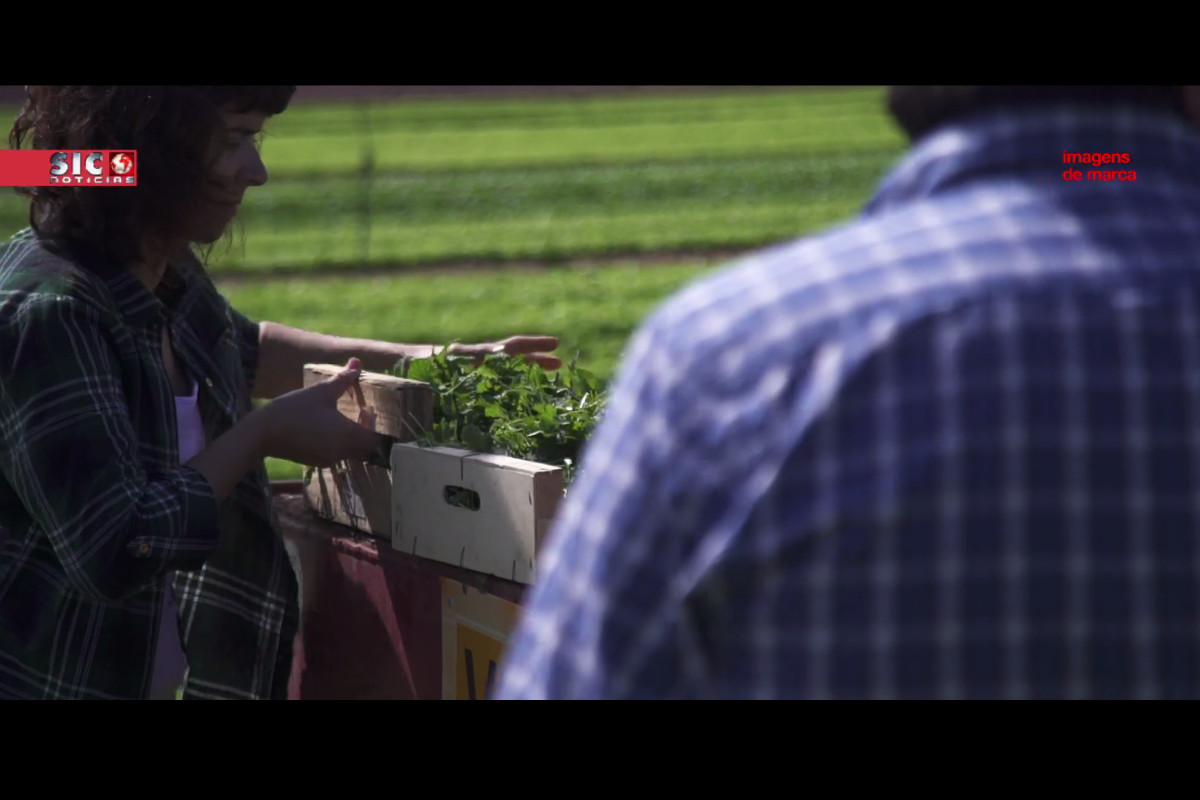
[235,86,903,174]
[0,87,902,481]
[0,87,903,272]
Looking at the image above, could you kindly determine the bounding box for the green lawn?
[218,260,724,480]
[0,87,902,272]
[250,86,902,174]
[261,110,901,174]
[259,86,891,142]
[210,194,868,273]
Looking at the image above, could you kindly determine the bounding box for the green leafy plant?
[388,346,606,488]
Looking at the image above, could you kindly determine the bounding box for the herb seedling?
[388,345,606,488]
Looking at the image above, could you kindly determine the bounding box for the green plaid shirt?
[0,228,298,700]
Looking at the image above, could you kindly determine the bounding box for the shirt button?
[204,377,214,388]
[136,541,151,557]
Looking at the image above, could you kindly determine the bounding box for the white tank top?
[148,379,204,699]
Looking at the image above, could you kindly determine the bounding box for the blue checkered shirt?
[495,103,1200,699]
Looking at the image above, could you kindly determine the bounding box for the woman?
[0,86,559,700]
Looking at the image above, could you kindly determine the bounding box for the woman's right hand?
[256,358,381,467]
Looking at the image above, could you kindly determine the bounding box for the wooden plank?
[440,578,524,700]
[392,443,563,585]
[303,462,394,538]
[301,363,434,443]
[301,364,434,538]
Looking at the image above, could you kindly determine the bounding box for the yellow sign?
[456,623,504,700]
[441,579,523,700]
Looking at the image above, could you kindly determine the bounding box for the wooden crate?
[391,444,563,586]
[302,364,434,539]
[301,364,565,585]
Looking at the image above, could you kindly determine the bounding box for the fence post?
[359,99,375,269]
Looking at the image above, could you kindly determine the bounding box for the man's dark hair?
[887,86,1189,142]
[9,86,296,267]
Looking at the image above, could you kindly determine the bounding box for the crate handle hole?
[444,485,481,511]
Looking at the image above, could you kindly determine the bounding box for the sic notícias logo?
[49,150,136,185]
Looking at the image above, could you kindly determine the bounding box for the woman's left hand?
[448,335,562,370]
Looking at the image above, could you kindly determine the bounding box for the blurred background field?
[0,86,906,480]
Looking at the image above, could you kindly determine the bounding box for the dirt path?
[211,246,759,286]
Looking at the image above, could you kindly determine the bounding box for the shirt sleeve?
[227,303,262,399]
[494,314,712,699]
[0,294,223,603]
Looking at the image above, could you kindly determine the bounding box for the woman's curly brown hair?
[9,86,295,267]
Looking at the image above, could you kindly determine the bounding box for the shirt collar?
[43,237,193,330]
[862,103,1200,217]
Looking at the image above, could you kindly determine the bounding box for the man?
[496,86,1200,699]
